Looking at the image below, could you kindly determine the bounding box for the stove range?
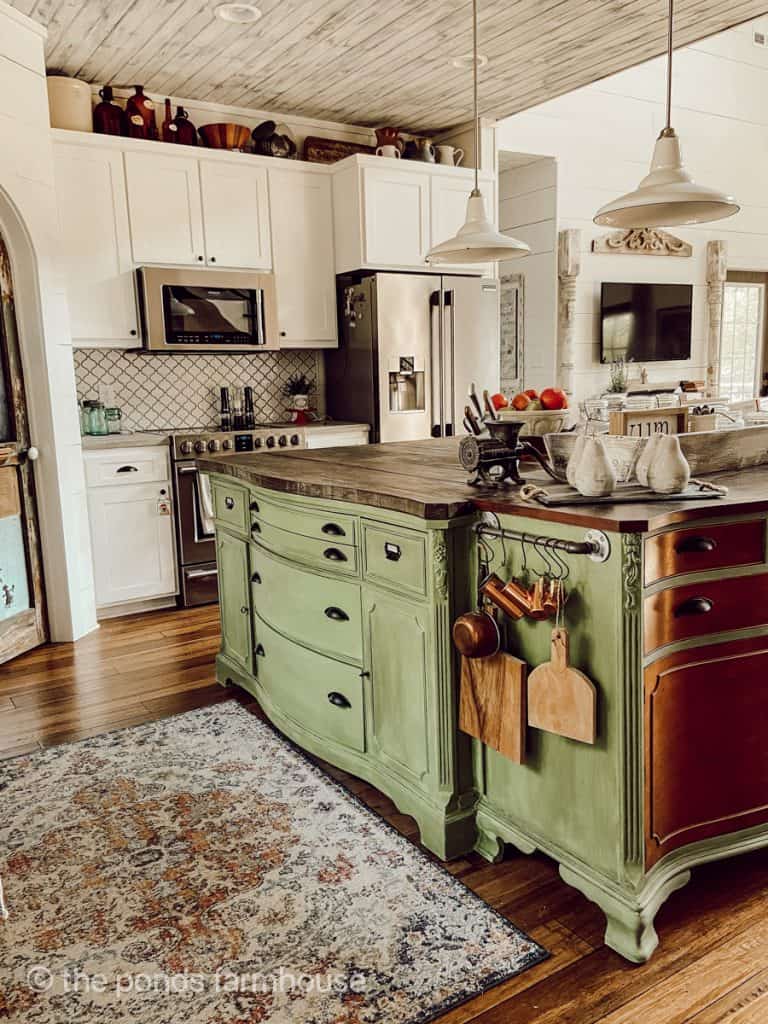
[169,425,306,461]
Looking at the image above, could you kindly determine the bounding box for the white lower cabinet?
[85,447,177,612]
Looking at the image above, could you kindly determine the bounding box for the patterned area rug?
[0,702,546,1023]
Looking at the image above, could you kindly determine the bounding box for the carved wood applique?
[591,228,692,257]
[557,228,581,395]
[706,240,727,397]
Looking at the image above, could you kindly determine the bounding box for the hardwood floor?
[2,604,768,1023]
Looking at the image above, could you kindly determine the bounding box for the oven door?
[174,462,219,607]
[138,267,278,352]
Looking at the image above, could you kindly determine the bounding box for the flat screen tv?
[600,282,692,363]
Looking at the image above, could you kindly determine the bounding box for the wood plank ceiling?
[10,0,768,131]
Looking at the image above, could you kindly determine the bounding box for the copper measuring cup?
[480,573,531,620]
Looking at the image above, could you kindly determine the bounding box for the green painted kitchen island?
[198,437,768,964]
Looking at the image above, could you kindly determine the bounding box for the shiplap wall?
[496,16,768,402]
[499,158,557,393]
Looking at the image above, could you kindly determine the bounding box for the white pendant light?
[594,0,738,228]
[426,0,529,263]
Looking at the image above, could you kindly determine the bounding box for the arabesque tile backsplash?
[73,349,320,430]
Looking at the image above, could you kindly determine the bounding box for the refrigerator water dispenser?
[389,356,425,413]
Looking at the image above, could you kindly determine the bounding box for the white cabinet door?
[54,144,139,347]
[363,166,430,268]
[125,150,205,266]
[200,160,271,270]
[269,168,337,346]
[430,174,492,275]
[87,481,177,607]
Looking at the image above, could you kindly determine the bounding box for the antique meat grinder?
[458,420,563,489]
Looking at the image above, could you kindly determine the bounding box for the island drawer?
[250,519,358,576]
[644,571,768,653]
[212,479,250,536]
[362,522,428,597]
[250,545,363,663]
[249,491,357,546]
[644,519,766,585]
[253,614,365,753]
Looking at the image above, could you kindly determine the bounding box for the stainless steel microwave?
[136,267,278,353]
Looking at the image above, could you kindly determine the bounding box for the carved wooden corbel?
[706,240,727,397]
[591,228,692,256]
[558,229,581,394]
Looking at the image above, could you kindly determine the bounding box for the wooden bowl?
[198,122,251,151]
[497,407,568,436]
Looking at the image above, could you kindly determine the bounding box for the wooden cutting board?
[527,628,596,744]
[459,653,526,763]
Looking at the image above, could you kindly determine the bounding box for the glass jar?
[84,400,108,436]
[105,406,122,434]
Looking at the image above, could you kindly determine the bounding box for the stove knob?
[290,434,300,446]
[179,440,193,455]
[208,439,221,452]
[222,438,233,451]
[254,437,263,448]
[266,436,275,449]
[193,440,206,454]
[278,434,288,447]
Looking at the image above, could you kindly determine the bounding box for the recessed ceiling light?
[215,3,262,23]
[452,53,488,70]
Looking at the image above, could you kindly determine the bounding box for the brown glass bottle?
[172,106,197,146]
[92,86,126,136]
[125,85,157,140]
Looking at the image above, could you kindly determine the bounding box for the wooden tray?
[531,484,725,507]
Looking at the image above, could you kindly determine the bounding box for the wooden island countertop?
[198,436,768,532]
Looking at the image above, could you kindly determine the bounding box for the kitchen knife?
[483,389,498,421]
[469,383,484,421]
[462,416,475,436]
[464,405,482,435]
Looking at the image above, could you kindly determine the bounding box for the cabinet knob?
[323,547,347,562]
[321,522,346,537]
[327,691,351,709]
[251,571,262,584]
[324,606,349,622]
[675,536,717,554]
[224,496,235,509]
[249,500,260,512]
[210,256,217,263]
[130,329,137,336]
[255,643,265,656]
[251,521,261,534]
[197,255,204,262]
[674,596,714,617]
[280,330,286,337]
[240,605,248,614]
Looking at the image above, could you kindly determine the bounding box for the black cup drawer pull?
[323,547,347,562]
[324,606,349,622]
[251,521,261,534]
[384,542,402,562]
[224,496,236,510]
[327,691,351,709]
[255,644,265,656]
[675,536,717,554]
[249,500,260,513]
[116,465,139,473]
[675,596,714,617]
[251,571,262,584]
[321,523,346,537]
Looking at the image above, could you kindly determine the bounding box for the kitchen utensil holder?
[475,521,612,564]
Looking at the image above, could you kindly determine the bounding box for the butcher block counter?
[199,437,768,964]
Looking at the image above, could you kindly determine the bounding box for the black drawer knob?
[251,521,261,534]
[240,605,248,614]
[224,496,235,510]
[384,542,402,562]
[249,500,260,512]
[255,644,265,656]
[675,596,714,617]
[323,547,347,562]
[251,571,262,584]
[676,536,717,554]
[327,691,351,709]
[324,606,349,622]
[321,523,346,537]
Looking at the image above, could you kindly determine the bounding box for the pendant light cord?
[664,0,673,130]
[473,0,480,194]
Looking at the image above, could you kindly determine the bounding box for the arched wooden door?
[0,233,47,663]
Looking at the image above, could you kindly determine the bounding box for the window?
[720,283,764,401]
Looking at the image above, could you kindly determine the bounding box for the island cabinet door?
[362,590,431,784]
[216,530,252,675]
[644,634,768,868]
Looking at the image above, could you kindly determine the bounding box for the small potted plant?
[282,372,315,423]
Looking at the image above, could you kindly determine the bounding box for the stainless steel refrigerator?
[326,272,500,443]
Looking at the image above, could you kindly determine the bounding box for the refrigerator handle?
[444,289,455,437]
[430,289,442,438]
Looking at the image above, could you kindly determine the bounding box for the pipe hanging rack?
[475,523,612,564]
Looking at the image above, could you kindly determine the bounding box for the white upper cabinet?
[332,155,495,275]
[200,160,271,270]
[124,150,205,266]
[269,167,337,347]
[363,165,430,268]
[54,143,139,348]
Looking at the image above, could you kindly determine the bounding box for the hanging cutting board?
[460,653,527,763]
[527,628,596,744]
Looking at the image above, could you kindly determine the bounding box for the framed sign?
[609,407,689,437]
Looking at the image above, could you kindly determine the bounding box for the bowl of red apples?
[494,387,569,435]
